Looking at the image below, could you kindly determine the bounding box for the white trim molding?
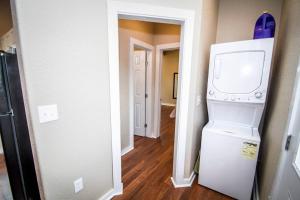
[171,172,196,188]
[161,103,176,107]
[121,145,134,156]
[107,0,195,194]
[107,0,123,195]
[98,188,120,200]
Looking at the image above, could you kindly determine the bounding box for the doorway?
[129,39,154,141]
[117,18,183,199]
[119,19,181,151]
[107,0,195,194]
[119,34,154,155]
[154,43,180,138]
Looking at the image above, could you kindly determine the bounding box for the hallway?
[114,106,233,200]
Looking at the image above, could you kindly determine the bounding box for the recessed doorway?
[107,0,196,194]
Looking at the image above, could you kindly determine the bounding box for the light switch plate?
[38,104,59,123]
[74,177,83,193]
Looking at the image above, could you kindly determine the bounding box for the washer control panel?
[207,89,266,103]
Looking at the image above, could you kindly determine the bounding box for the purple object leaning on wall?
[254,11,276,39]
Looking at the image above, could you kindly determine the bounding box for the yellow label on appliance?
[241,142,258,160]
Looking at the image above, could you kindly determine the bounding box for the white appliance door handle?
[215,59,221,79]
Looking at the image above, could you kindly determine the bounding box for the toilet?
[199,38,274,200]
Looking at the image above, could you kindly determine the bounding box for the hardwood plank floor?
[0,154,13,199]
[114,106,233,200]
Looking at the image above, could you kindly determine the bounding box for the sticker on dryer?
[241,142,258,160]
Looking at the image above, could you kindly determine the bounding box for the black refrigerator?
[0,51,40,200]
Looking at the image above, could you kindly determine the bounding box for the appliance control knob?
[209,90,214,96]
[231,96,236,101]
[255,92,263,98]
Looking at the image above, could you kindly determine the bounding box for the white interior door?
[273,60,300,200]
[133,50,146,136]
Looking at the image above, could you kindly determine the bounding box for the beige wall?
[1,29,16,51]
[0,0,13,50]
[161,50,179,105]
[118,19,180,150]
[153,23,181,45]
[0,0,13,36]
[13,0,113,199]
[119,19,154,150]
[184,0,219,177]
[259,0,300,199]
[216,0,283,43]
[11,0,212,198]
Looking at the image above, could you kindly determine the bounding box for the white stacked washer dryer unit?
[199,38,274,200]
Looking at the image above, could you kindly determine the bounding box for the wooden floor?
[114,106,233,200]
[0,154,13,200]
[0,154,6,174]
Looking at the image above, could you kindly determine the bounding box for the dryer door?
[213,51,265,94]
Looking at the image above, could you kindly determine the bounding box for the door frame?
[153,42,180,139]
[107,0,195,194]
[128,38,154,151]
[270,57,300,199]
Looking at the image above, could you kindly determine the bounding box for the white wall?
[13,0,113,199]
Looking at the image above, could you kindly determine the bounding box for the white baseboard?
[114,183,123,196]
[98,188,117,200]
[171,172,196,188]
[98,183,123,200]
[161,103,176,107]
[121,145,134,156]
[150,132,159,139]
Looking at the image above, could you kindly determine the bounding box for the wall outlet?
[38,104,59,123]
[74,177,83,193]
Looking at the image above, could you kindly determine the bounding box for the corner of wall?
[183,0,220,178]
[258,0,300,199]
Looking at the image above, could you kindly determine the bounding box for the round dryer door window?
[213,51,265,94]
